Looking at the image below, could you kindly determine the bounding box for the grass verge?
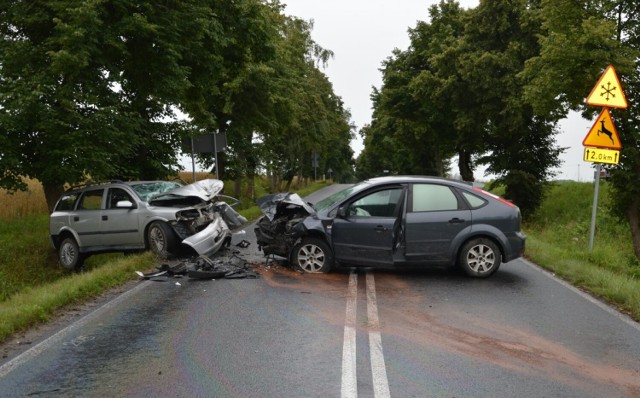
[0,253,156,340]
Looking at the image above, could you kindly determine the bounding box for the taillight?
[472,187,516,208]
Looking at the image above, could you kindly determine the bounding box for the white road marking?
[341,271,358,398]
[366,273,391,398]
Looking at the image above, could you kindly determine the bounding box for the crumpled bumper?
[181,217,231,258]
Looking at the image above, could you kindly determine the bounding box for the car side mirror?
[116,200,135,209]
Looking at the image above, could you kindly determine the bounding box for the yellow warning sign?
[586,65,628,109]
[582,108,621,149]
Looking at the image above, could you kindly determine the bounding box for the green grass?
[0,179,331,343]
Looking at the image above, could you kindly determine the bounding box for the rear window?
[412,184,458,212]
[55,193,80,211]
[462,191,487,209]
[78,189,104,210]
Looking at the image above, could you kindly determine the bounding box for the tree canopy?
[0,0,354,209]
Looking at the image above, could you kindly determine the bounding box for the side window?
[77,189,104,210]
[107,188,134,209]
[462,191,487,209]
[411,184,458,212]
[349,188,402,217]
[54,193,80,211]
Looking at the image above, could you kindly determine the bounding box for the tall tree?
[360,0,562,216]
[358,1,463,181]
[259,15,353,188]
[0,1,204,208]
[1,0,347,209]
[459,0,562,215]
[522,0,640,256]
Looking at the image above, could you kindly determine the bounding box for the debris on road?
[136,248,258,281]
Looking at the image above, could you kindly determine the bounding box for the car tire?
[59,237,84,270]
[292,237,333,273]
[458,238,501,278]
[147,221,177,258]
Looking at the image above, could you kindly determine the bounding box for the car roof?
[364,175,475,189]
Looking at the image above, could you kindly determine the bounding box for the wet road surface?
[1,185,640,397]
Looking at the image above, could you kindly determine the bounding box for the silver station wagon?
[50,179,246,269]
[255,176,526,278]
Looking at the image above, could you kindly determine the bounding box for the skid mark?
[257,265,349,295]
[374,274,640,397]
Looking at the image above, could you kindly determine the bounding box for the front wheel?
[458,238,501,278]
[292,238,333,273]
[147,221,177,258]
[59,237,84,270]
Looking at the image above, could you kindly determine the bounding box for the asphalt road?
[1,184,640,397]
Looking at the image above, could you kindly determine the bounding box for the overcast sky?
[282,0,596,182]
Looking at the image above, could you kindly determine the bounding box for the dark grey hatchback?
[255,176,525,278]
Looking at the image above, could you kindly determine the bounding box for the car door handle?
[102,215,108,221]
[449,218,465,224]
[73,216,79,222]
[374,225,388,232]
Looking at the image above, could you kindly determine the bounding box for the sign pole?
[190,138,196,183]
[213,130,219,179]
[589,163,602,251]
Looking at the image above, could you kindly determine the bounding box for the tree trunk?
[234,177,242,198]
[295,172,302,190]
[246,174,255,200]
[268,166,275,193]
[43,181,65,213]
[458,149,475,182]
[627,197,640,259]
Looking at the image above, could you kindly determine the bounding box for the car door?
[100,187,142,247]
[404,183,471,264]
[331,186,405,266]
[70,188,105,248]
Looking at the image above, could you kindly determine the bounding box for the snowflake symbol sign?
[600,82,617,101]
[586,65,627,109]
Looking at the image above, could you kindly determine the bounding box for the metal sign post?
[190,138,196,182]
[213,130,219,179]
[588,164,602,251]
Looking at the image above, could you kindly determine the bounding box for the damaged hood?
[149,179,224,204]
[256,193,316,221]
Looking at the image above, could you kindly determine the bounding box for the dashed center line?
[341,271,391,398]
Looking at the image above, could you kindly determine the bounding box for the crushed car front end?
[254,193,315,259]
[145,179,247,258]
